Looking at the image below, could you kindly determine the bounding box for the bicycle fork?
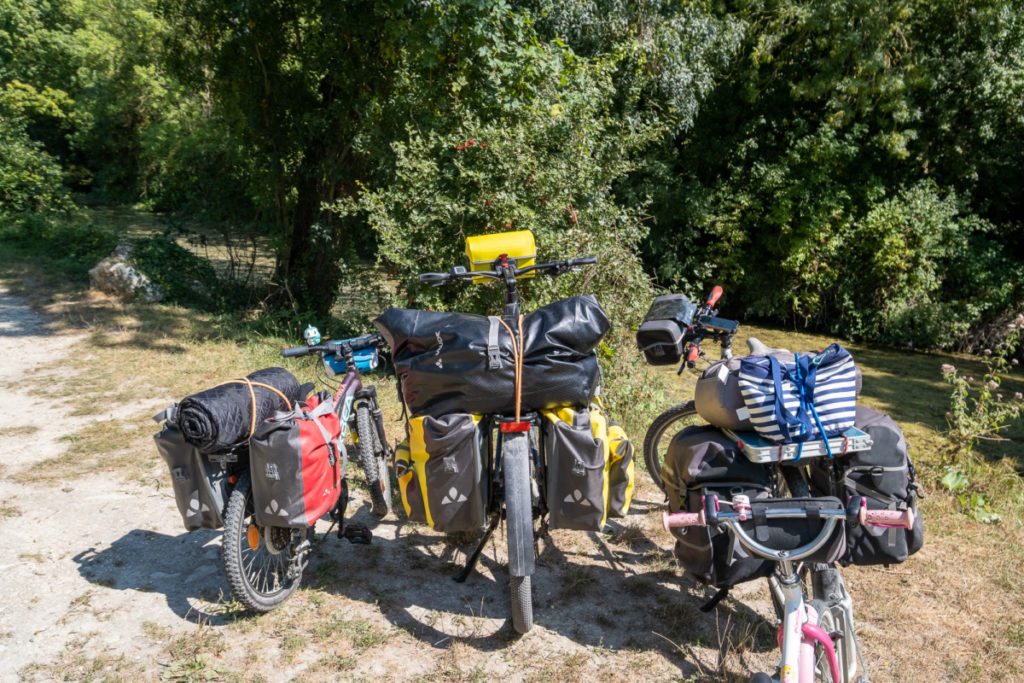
[775,562,841,683]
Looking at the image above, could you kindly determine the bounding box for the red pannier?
[249,390,345,528]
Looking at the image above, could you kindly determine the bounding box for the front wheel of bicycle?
[355,403,393,517]
[221,473,307,613]
[808,599,844,683]
[643,401,708,491]
[503,431,535,634]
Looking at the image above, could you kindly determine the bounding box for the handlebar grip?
[281,346,310,358]
[707,285,723,307]
[569,256,598,266]
[662,510,706,530]
[418,272,447,284]
[860,506,915,529]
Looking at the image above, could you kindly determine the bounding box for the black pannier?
[809,406,924,566]
[662,426,845,589]
[662,426,775,588]
[635,294,697,365]
[176,367,301,453]
[375,295,608,418]
[154,420,231,531]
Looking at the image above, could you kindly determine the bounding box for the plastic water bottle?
[303,325,321,346]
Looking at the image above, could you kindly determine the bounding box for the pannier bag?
[606,421,635,519]
[737,343,857,444]
[542,406,610,530]
[249,390,344,529]
[177,367,301,453]
[661,426,775,587]
[809,406,924,566]
[154,418,231,531]
[635,294,698,365]
[375,295,609,418]
[394,413,488,532]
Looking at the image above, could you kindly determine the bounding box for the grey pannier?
[542,407,608,531]
[809,406,924,566]
[154,417,231,531]
[395,413,488,533]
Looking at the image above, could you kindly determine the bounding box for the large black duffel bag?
[375,295,609,417]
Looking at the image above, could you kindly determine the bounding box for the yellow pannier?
[465,230,536,283]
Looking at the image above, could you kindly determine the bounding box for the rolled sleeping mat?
[177,366,301,453]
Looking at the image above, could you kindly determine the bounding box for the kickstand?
[453,513,501,583]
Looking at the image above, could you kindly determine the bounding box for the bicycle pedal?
[343,524,373,545]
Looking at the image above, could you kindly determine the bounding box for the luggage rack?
[723,427,872,464]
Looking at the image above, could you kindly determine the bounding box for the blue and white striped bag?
[737,344,857,444]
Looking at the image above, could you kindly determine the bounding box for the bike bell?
[303,325,321,346]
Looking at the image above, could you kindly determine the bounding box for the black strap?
[753,505,769,542]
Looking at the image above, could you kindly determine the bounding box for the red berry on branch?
[505,222,511,228]
[480,142,487,148]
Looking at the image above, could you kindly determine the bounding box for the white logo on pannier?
[264,499,289,517]
[264,463,280,480]
[188,491,210,515]
[563,489,593,506]
[442,486,468,505]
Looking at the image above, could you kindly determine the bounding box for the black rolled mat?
[178,367,300,453]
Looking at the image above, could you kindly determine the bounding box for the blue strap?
[767,356,815,442]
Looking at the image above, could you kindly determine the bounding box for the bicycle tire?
[503,431,535,634]
[356,403,392,517]
[643,401,708,491]
[808,599,841,683]
[221,473,305,613]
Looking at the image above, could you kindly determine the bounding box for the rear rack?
[723,427,873,464]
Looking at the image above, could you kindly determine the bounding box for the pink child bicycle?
[664,495,915,683]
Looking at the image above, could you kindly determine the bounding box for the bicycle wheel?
[643,401,707,491]
[808,599,842,683]
[221,473,307,613]
[503,431,535,634]
[355,403,393,517]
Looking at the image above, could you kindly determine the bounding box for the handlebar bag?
[635,294,698,365]
[736,497,846,564]
[249,390,345,529]
[737,344,857,444]
[154,410,231,531]
[542,406,610,531]
[808,406,924,566]
[374,295,609,418]
[661,425,775,588]
[394,413,487,533]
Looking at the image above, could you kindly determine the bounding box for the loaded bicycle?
[376,231,630,634]
[641,286,923,681]
[219,334,394,612]
[416,251,597,633]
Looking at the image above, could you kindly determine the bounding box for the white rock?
[88,244,164,302]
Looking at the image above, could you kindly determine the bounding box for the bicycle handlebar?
[418,256,597,286]
[662,496,915,532]
[281,333,385,358]
[662,494,913,563]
